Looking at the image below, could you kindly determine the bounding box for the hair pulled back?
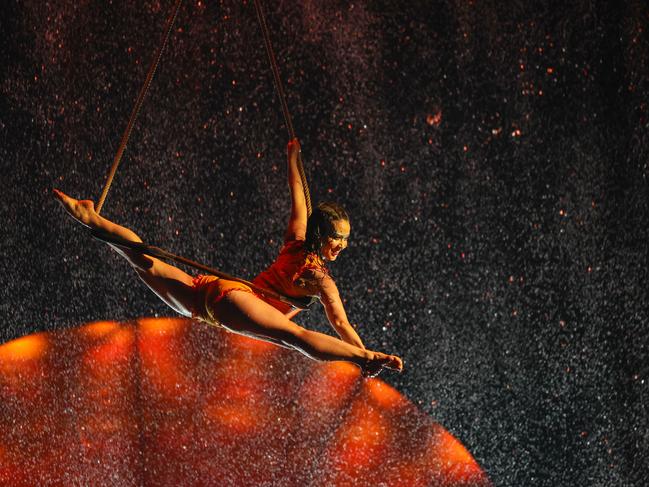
[304,202,349,253]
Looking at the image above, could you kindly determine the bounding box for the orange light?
[434,429,486,483]
[203,403,260,435]
[138,318,194,400]
[210,370,267,402]
[1,319,491,485]
[329,403,389,475]
[227,331,276,355]
[426,111,442,126]
[79,320,120,338]
[299,361,359,412]
[84,328,134,366]
[0,334,48,362]
[366,378,404,409]
[139,316,187,336]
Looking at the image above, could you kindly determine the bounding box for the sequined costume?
[253,239,328,313]
[191,240,328,324]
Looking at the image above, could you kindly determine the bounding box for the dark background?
[1,1,648,485]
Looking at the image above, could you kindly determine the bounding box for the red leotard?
[253,239,328,314]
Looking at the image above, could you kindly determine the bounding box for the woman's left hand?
[287,138,301,158]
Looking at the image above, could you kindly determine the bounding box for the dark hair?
[304,202,349,253]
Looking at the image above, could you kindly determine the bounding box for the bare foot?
[376,353,403,372]
[53,189,98,228]
[361,352,403,378]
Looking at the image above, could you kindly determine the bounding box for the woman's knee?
[111,244,154,271]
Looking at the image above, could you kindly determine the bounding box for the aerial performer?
[54,139,403,377]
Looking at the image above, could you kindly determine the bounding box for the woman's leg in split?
[54,189,403,373]
[214,290,403,372]
[54,189,196,317]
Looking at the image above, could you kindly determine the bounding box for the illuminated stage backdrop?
[0,318,490,486]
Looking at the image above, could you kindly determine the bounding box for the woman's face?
[320,219,350,261]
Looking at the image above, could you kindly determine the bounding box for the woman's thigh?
[134,257,196,317]
[213,291,304,343]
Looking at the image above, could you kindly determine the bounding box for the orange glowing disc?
[0,318,491,486]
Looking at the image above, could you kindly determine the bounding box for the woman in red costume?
[54,139,402,376]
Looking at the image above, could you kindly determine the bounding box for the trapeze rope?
[97,0,312,218]
[252,0,313,217]
[90,1,316,308]
[96,0,183,215]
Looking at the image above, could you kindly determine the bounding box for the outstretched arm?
[283,138,309,242]
[312,271,365,350]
